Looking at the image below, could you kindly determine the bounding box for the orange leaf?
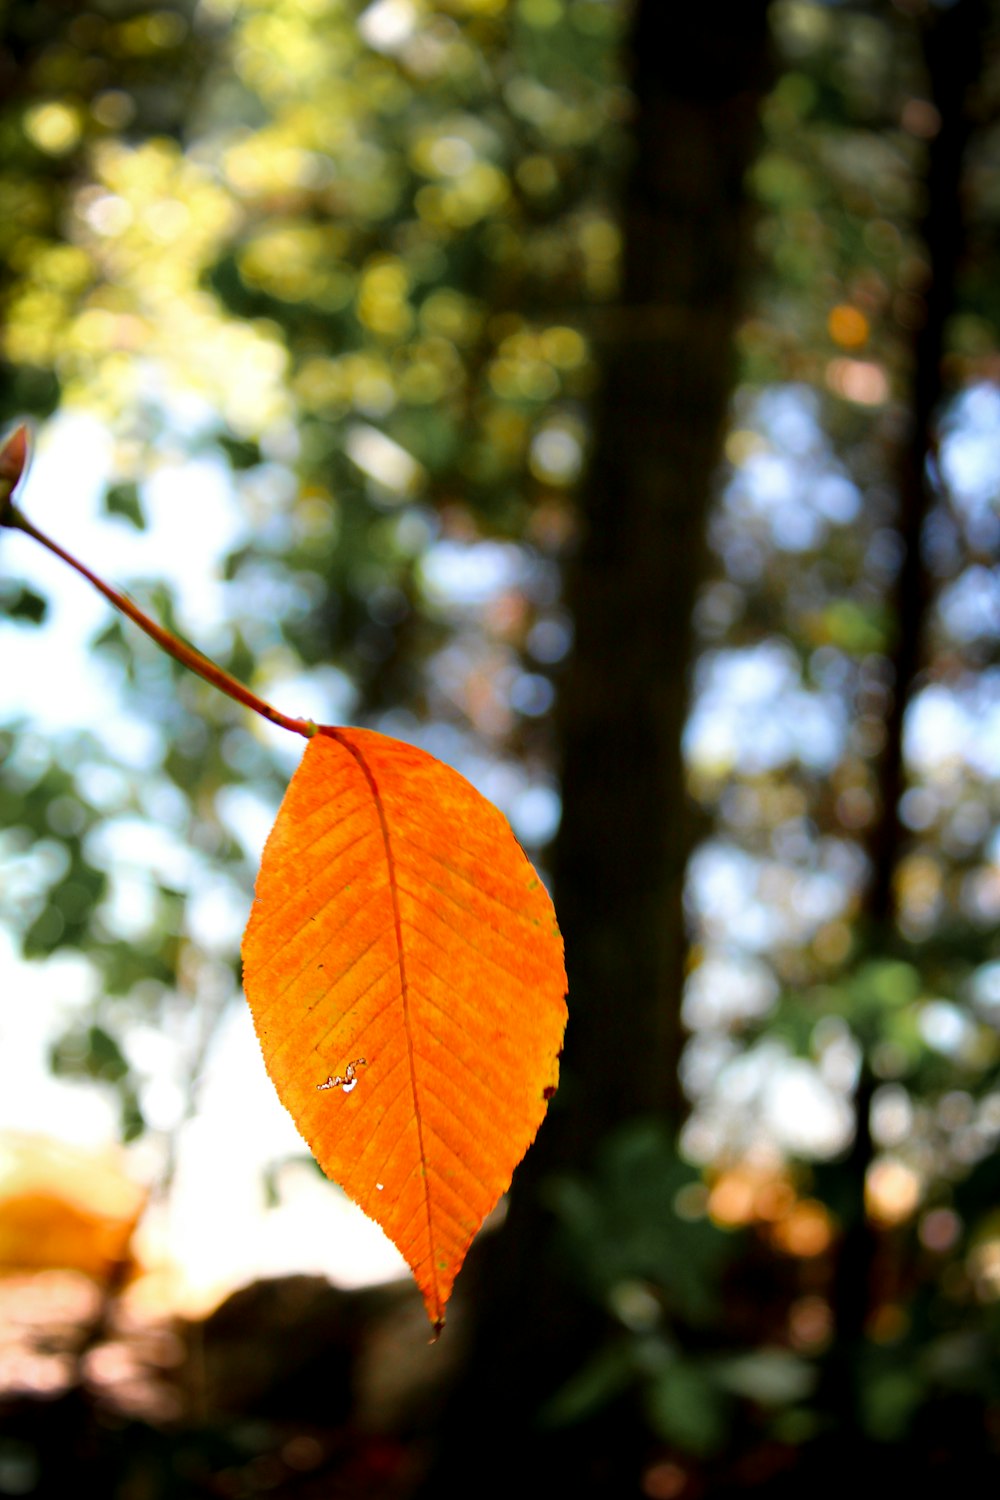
[241,727,567,1330]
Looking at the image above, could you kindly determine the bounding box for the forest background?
[3,0,1000,1495]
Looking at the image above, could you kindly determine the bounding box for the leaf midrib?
[325,728,443,1329]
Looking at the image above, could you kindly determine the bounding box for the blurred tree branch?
[824,0,987,1450]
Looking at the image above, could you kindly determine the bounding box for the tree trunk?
[418,5,772,1493]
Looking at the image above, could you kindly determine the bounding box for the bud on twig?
[0,425,29,511]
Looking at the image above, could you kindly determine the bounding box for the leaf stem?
[2,503,316,741]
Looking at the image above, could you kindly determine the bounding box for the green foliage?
[642,1359,729,1456]
[50,1021,145,1140]
[0,578,46,623]
[547,1122,737,1324]
[103,481,146,530]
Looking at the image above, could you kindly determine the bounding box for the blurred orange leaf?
[0,1132,144,1280]
[242,727,567,1330]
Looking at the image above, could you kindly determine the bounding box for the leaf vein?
[254,886,390,1023]
[397,885,525,985]
[250,816,383,942]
